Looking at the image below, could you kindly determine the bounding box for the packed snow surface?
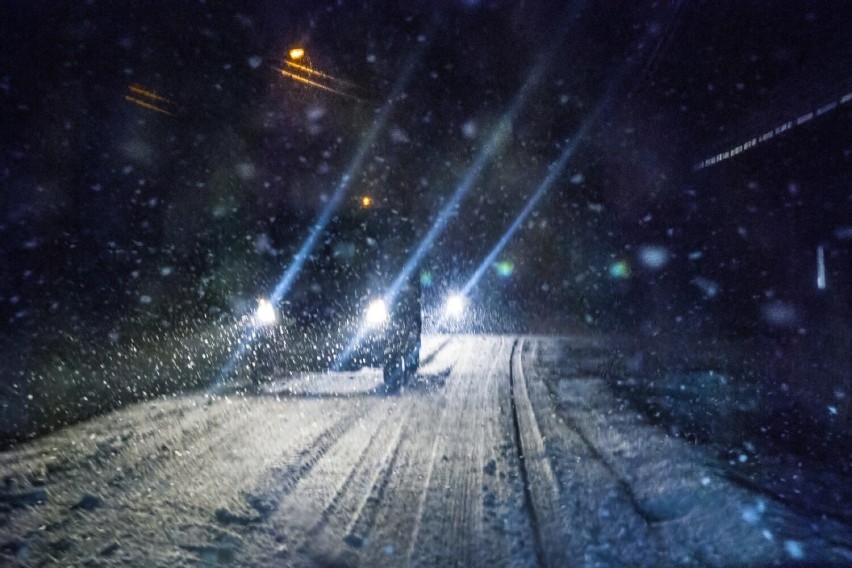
[0,335,848,566]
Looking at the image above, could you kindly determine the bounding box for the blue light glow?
[385,61,546,303]
[270,42,429,305]
[460,98,608,297]
[210,38,431,389]
[637,245,670,270]
[609,260,630,279]
[332,58,549,371]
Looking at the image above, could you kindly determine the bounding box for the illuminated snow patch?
[784,540,804,560]
[235,162,256,180]
[760,301,798,327]
[692,276,719,298]
[638,245,670,269]
[461,120,477,139]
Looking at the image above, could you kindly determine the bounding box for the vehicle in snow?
[250,206,422,390]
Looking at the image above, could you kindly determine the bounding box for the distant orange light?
[124,84,176,116]
[361,196,373,208]
[289,48,305,60]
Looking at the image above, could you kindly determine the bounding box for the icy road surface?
[1,335,848,566]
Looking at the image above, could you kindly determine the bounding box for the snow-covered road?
[0,335,848,566]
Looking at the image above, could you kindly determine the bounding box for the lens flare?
[457,69,625,299]
[609,260,630,279]
[495,260,514,277]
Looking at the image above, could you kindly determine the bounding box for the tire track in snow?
[210,336,463,565]
[404,336,510,567]
[0,394,335,565]
[526,340,659,525]
[508,338,552,567]
[341,401,411,548]
[223,399,374,527]
[402,366,466,566]
[271,397,413,565]
[0,395,215,487]
[0,397,248,543]
[306,403,406,537]
[517,338,663,566]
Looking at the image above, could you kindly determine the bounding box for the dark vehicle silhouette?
[251,206,421,390]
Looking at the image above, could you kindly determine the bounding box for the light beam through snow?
[459,74,623,307]
[210,37,431,390]
[333,57,549,370]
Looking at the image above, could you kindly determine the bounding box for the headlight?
[444,293,465,319]
[364,298,388,327]
[254,298,277,325]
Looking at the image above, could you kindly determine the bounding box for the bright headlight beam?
[365,299,389,327]
[269,39,430,308]
[334,5,587,370]
[444,293,465,318]
[210,35,432,391]
[460,71,627,298]
[384,59,546,306]
[332,58,548,372]
[254,298,277,325]
[461,107,603,296]
[456,10,665,296]
[380,1,588,310]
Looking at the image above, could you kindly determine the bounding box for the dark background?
[0,1,849,440]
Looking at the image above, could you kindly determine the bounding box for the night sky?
[1,0,849,353]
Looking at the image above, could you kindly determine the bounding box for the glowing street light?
[361,195,374,208]
[289,47,305,60]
